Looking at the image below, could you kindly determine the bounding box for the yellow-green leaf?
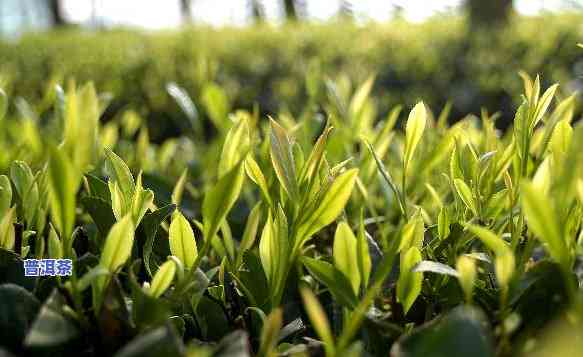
[148,260,177,298]
[403,102,426,171]
[0,175,12,216]
[297,168,358,241]
[300,288,335,356]
[202,161,245,241]
[100,215,135,272]
[269,118,299,201]
[48,148,81,243]
[520,182,567,266]
[456,255,476,303]
[397,247,423,314]
[169,210,198,269]
[454,178,478,216]
[333,222,360,294]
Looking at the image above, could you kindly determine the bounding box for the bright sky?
[59,0,577,28]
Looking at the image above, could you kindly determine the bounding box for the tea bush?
[0,51,583,356]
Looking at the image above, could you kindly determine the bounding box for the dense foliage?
[1,40,583,357]
[1,15,582,140]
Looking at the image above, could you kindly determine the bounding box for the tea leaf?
[245,156,273,207]
[397,246,423,314]
[269,118,299,201]
[48,148,80,244]
[257,308,283,357]
[357,214,372,289]
[333,222,360,294]
[302,257,358,309]
[0,207,16,250]
[105,148,135,202]
[454,178,478,216]
[412,260,458,277]
[296,168,358,241]
[171,168,188,206]
[100,215,135,272]
[404,102,426,171]
[169,210,198,269]
[148,260,177,298]
[300,288,335,356]
[520,182,566,266]
[0,175,12,216]
[202,160,245,241]
[456,256,476,303]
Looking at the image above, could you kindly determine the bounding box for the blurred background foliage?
[0,4,582,141]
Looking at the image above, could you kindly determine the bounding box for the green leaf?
[300,288,335,356]
[437,207,450,240]
[453,179,478,216]
[24,290,80,348]
[465,224,514,288]
[257,308,283,357]
[403,102,427,172]
[147,260,176,298]
[100,215,135,273]
[391,306,494,357]
[85,174,111,203]
[104,148,135,204]
[0,284,41,351]
[142,204,176,277]
[201,83,230,131]
[48,148,80,244]
[269,118,299,201]
[465,224,509,257]
[47,224,63,259]
[397,247,423,314]
[296,168,358,241]
[10,160,40,226]
[171,168,188,206]
[169,210,198,270]
[520,182,566,266]
[259,208,289,295]
[302,256,358,309]
[239,202,262,253]
[0,175,12,216]
[245,156,273,207]
[333,222,360,294]
[219,115,250,177]
[412,260,458,277]
[113,325,184,357]
[357,214,372,289]
[399,212,424,253]
[531,84,559,131]
[81,196,116,238]
[131,173,154,226]
[0,207,16,250]
[456,256,476,303]
[299,126,332,185]
[202,161,245,242]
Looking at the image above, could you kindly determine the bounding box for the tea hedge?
[1,14,582,140]
[0,53,583,355]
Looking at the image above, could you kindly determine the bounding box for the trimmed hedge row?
[1,15,582,140]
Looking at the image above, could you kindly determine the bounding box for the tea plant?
[0,65,582,357]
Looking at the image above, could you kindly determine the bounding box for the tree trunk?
[48,0,66,27]
[283,0,297,22]
[180,0,193,25]
[467,0,513,29]
[251,0,265,24]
